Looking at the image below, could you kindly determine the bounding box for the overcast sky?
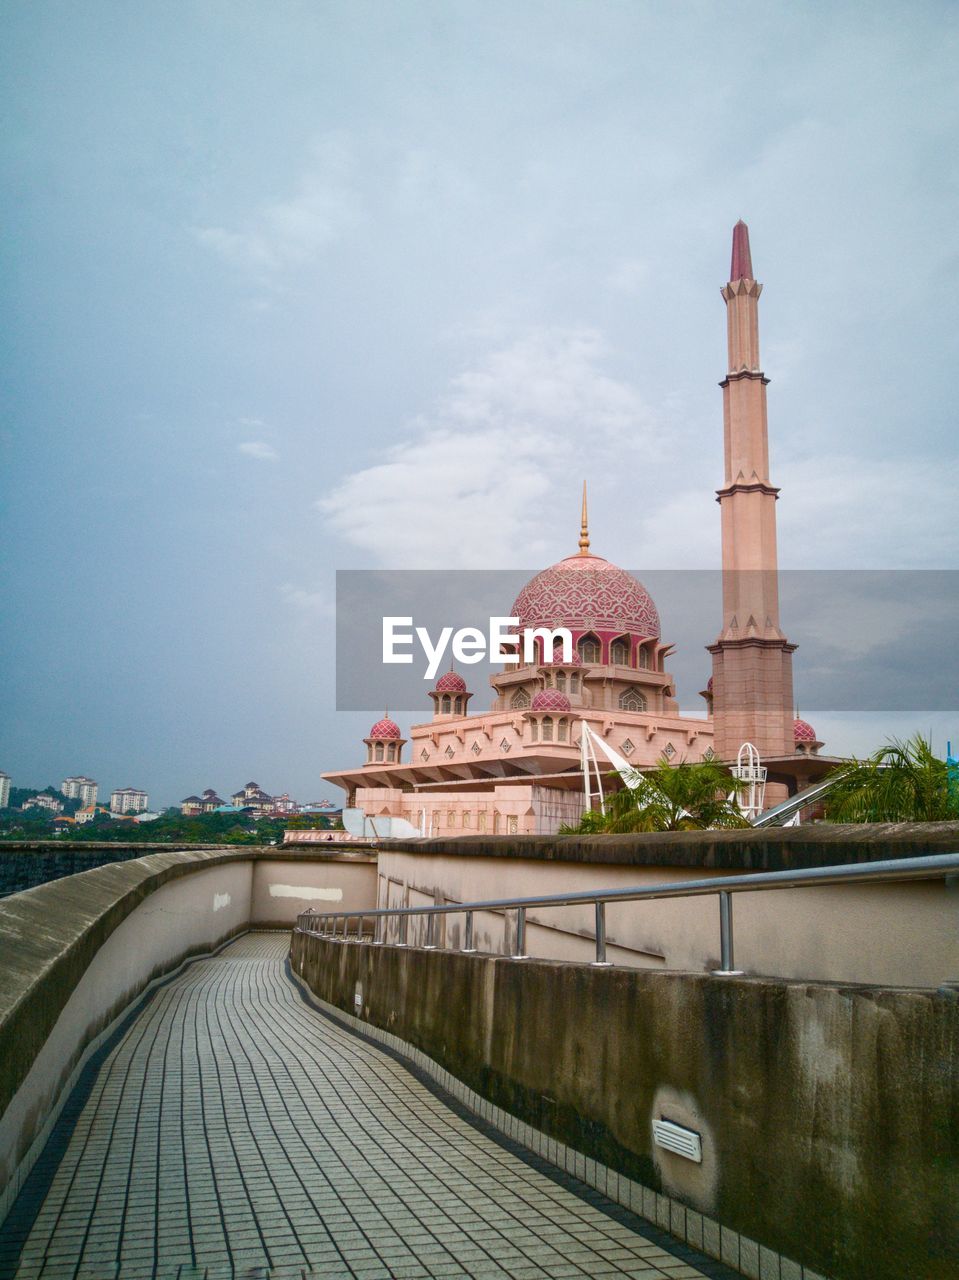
[2,2,957,807]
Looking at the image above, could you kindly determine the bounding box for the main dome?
[511,553,660,639]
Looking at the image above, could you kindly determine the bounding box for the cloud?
[776,455,959,569]
[279,584,334,618]
[319,329,656,568]
[606,257,650,295]
[195,136,360,276]
[238,441,278,461]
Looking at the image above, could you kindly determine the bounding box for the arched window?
[558,718,568,742]
[611,637,630,666]
[511,688,531,709]
[555,671,566,693]
[543,670,552,686]
[441,694,451,714]
[619,687,647,712]
[447,810,456,828]
[478,812,487,832]
[638,646,650,669]
[530,720,539,742]
[374,742,384,761]
[493,812,501,834]
[570,673,579,693]
[453,696,462,714]
[542,715,554,742]
[463,811,471,828]
[578,634,600,664]
[387,743,396,762]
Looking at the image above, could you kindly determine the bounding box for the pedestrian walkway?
[0,933,723,1280]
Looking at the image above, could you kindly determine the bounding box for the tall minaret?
[707,221,796,765]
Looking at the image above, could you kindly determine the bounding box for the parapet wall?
[291,932,959,1280]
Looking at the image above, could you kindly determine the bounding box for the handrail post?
[592,901,611,967]
[397,913,408,947]
[713,891,744,976]
[373,915,383,945]
[463,910,476,953]
[424,913,436,950]
[512,906,528,959]
[356,915,364,942]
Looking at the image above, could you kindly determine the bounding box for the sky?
[1,1,957,808]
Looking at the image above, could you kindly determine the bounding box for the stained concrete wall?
[291,932,959,1280]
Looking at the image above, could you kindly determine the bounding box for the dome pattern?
[434,670,467,693]
[530,689,572,712]
[793,718,817,743]
[369,717,401,740]
[511,554,660,640]
[548,644,582,667]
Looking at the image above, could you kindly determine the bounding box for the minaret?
[707,221,796,765]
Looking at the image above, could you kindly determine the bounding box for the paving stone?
[0,933,729,1280]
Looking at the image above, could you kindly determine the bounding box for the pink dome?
[434,670,467,693]
[369,717,401,740]
[511,553,660,641]
[793,718,817,743]
[531,689,572,712]
[548,644,582,667]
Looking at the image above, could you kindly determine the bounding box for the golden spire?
[578,480,591,555]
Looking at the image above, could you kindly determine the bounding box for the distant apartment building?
[62,776,99,806]
[110,787,149,814]
[0,772,10,808]
[229,781,274,814]
[24,794,63,813]
[181,789,224,816]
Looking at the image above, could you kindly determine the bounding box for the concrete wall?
[291,932,959,1280]
[250,857,377,924]
[0,847,377,1218]
[376,822,959,987]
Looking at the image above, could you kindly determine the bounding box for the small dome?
[434,670,467,693]
[369,717,401,740]
[794,718,817,743]
[548,644,582,667]
[531,689,572,712]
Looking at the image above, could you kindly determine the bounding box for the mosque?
[323,222,834,836]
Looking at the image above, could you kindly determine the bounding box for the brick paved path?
[1,933,716,1280]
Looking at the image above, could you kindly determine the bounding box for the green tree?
[823,734,958,823]
[561,757,749,833]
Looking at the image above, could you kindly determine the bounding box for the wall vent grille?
[652,1119,702,1163]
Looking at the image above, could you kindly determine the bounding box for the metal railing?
[295,853,959,976]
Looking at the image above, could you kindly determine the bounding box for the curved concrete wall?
[0,848,377,1219]
[292,931,959,1280]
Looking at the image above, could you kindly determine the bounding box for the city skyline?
[2,3,957,808]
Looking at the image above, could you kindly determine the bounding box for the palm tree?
[823,733,958,823]
[561,757,750,833]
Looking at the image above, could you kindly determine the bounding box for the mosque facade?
[323,222,829,836]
